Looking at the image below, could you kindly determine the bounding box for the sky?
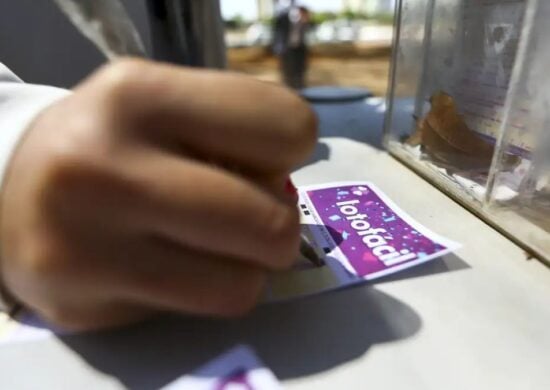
[221,0,342,20]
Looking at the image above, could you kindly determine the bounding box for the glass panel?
[487,0,550,259]
[385,0,527,204]
[386,0,550,262]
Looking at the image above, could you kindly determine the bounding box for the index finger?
[91,59,318,175]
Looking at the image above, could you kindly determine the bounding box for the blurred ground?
[228,43,392,97]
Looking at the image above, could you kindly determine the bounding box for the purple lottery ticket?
[299,181,460,280]
[162,345,281,390]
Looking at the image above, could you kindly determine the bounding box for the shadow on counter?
[54,91,446,389]
[59,285,420,390]
[375,253,470,284]
[301,87,414,167]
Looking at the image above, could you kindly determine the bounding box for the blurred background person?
[273,1,311,89]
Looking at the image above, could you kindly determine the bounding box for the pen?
[56,0,324,268]
[285,179,325,267]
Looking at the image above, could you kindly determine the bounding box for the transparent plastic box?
[384,0,550,263]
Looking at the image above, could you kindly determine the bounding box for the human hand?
[0,59,317,330]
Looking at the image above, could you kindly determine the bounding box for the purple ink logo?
[216,369,254,390]
[303,183,457,278]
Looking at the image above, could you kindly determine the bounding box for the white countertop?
[1,98,549,390]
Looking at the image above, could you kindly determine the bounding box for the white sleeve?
[0,63,70,312]
[0,63,70,187]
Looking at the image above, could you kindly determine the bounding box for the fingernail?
[285,178,298,196]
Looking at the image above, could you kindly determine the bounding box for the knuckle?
[294,100,319,146]
[39,151,90,211]
[258,204,300,269]
[40,303,71,327]
[34,119,111,197]
[277,93,318,156]
[40,304,86,331]
[45,150,84,181]
[37,143,116,213]
[97,58,150,102]
[24,236,67,278]
[37,101,108,160]
[217,270,266,317]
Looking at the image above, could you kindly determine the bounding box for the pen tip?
[300,238,325,267]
